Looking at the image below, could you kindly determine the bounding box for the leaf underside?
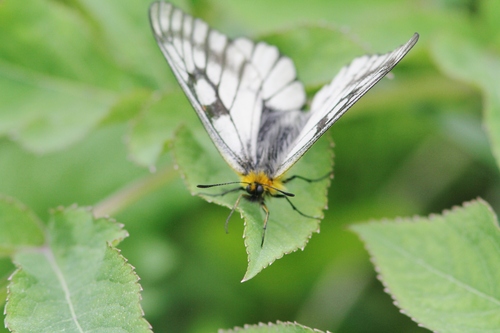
[351,199,500,333]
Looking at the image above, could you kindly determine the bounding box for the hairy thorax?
[240,171,285,198]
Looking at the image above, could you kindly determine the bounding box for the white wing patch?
[233,38,255,58]
[266,81,306,111]
[194,78,216,106]
[193,19,208,44]
[206,31,226,85]
[150,1,418,178]
[252,43,280,78]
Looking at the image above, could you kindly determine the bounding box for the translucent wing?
[272,33,419,177]
[149,1,307,175]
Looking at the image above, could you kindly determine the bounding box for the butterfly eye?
[256,185,264,195]
[245,184,264,196]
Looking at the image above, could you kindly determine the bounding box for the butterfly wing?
[272,33,419,178]
[149,1,307,175]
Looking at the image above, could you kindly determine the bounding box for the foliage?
[1,0,499,332]
[2,201,151,332]
[352,199,500,333]
[173,126,332,281]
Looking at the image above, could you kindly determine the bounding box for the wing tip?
[406,32,420,50]
[148,1,163,35]
[148,0,162,15]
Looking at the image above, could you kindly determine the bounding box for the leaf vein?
[43,246,85,333]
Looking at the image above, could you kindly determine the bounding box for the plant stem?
[93,165,176,217]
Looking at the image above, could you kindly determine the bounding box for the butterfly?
[149,1,418,244]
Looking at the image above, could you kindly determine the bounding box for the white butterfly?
[149,1,418,240]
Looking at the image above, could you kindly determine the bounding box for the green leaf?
[220,321,324,333]
[262,25,367,88]
[74,0,176,90]
[173,126,333,281]
[0,0,126,153]
[99,89,153,127]
[0,195,45,257]
[127,91,199,168]
[351,199,500,333]
[0,0,172,154]
[430,31,500,170]
[5,206,152,333]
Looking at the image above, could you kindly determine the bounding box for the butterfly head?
[241,171,286,199]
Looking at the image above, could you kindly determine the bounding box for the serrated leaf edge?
[4,205,150,332]
[350,197,497,333]
[242,136,334,281]
[219,320,330,333]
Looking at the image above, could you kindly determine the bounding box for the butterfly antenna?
[264,185,295,197]
[225,193,244,233]
[197,181,246,188]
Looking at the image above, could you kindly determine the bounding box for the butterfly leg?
[225,193,244,233]
[261,202,270,247]
[272,194,319,219]
[282,172,332,184]
[196,186,244,233]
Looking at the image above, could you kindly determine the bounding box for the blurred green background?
[1,0,499,332]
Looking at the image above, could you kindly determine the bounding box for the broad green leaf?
[262,26,368,88]
[207,0,440,56]
[5,206,152,333]
[0,0,121,153]
[483,0,500,46]
[99,89,153,126]
[430,32,500,170]
[173,126,332,281]
[0,0,174,154]
[75,0,176,90]
[0,195,44,257]
[220,321,323,333]
[127,91,199,168]
[351,199,500,333]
